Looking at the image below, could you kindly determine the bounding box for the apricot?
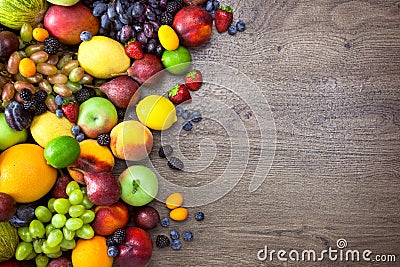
[67,139,115,184]
[170,207,188,221]
[166,193,183,210]
[110,120,153,161]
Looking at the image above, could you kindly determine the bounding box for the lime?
[161,46,192,74]
[136,95,177,130]
[44,136,81,169]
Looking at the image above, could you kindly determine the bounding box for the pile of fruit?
[0,0,245,266]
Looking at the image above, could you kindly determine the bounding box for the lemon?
[30,111,75,147]
[161,45,192,74]
[136,95,177,130]
[44,136,80,169]
[78,36,130,79]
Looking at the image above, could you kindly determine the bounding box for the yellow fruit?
[0,144,57,203]
[30,111,75,147]
[32,28,49,42]
[19,58,36,77]
[170,207,188,221]
[166,192,183,209]
[158,25,179,51]
[136,95,177,131]
[78,36,130,79]
[72,235,113,267]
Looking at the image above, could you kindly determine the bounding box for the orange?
[0,144,57,203]
[72,236,113,267]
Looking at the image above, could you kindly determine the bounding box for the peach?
[67,139,115,184]
[92,201,129,236]
[110,121,153,161]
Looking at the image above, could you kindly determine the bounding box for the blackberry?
[166,1,181,14]
[22,99,37,113]
[19,89,33,101]
[159,145,173,158]
[168,157,184,170]
[97,133,111,146]
[44,37,60,55]
[106,228,126,246]
[160,11,174,25]
[75,87,96,103]
[34,102,47,115]
[33,90,48,103]
[155,235,170,248]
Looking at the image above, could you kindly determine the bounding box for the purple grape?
[160,0,168,9]
[101,13,111,29]
[114,18,124,31]
[118,14,130,24]
[137,14,146,23]
[146,38,157,53]
[145,7,157,21]
[143,22,155,38]
[155,44,164,57]
[132,23,143,32]
[107,2,117,21]
[93,2,107,17]
[120,25,133,43]
[131,2,145,18]
[149,21,160,32]
[137,31,148,45]
[115,0,123,15]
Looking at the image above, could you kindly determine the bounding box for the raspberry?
[44,37,60,55]
[75,87,96,103]
[167,157,184,170]
[159,145,173,158]
[155,235,170,248]
[97,133,111,146]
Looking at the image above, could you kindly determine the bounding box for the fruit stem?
[131,179,140,194]
[110,72,128,76]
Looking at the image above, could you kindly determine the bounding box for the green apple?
[118,166,158,207]
[46,0,80,6]
[77,97,118,139]
[0,113,28,151]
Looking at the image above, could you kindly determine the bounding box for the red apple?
[115,227,152,267]
[92,201,129,236]
[44,3,99,45]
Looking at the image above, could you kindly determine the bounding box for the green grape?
[66,181,80,196]
[48,198,56,213]
[35,254,49,267]
[33,239,44,254]
[18,226,33,242]
[15,241,33,261]
[35,206,52,223]
[60,238,76,250]
[69,189,83,205]
[41,241,60,255]
[65,217,83,231]
[46,223,56,237]
[62,227,75,241]
[20,22,33,43]
[75,224,95,240]
[69,204,85,218]
[25,249,37,260]
[51,214,67,228]
[53,198,71,214]
[81,195,94,209]
[81,187,87,194]
[47,229,64,248]
[69,67,85,83]
[46,250,63,259]
[29,219,46,238]
[66,80,82,93]
[80,210,95,224]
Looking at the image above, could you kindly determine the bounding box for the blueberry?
[107,246,119,257]
[182,109,190,120]
[205,0,213,12]
[213,0,220,10]
[55,109,63,118]
[236,20,246,32]
[211,10,216,19]
[160,217,170,227]
[80,30,93,42]
[176,106,183,117]
[76,133,85,142]
[190,110,202,123]
[195,211,205,221]
[228,25,237,35]
[71,125,80,136]
[170,230,179,240]
[183,231,193,241]
[171,239,182,250]
[55,95,64,106]
[182,121,193,131]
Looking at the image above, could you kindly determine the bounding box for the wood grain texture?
[113,1,400,266]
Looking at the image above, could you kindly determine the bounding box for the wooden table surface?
[113,1,400,266]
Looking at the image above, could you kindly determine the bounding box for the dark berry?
[168,157,184,170]
[55,109,63,118]
[71,125,80,136]
[183,230,193,241]
[107,245,119,257]
[44,37,60,55]
[166,1,181,14]
[55,95,64,106]
[195,211,205,221]
[109,228,126,245]
[75,132,85,142]
[171,239,182,250]
[182,121,193,131]
[205,0,213,12]
[97,133,111,146]
[170,230,179,240]
[75,87,96,103]
[156,235,170,248]
[34,102,47,115]
[182,109,190,120]
[236,20,246,32]
[228,25,237,35]
[176,106,183,117]
[22,99,37,113]
[191,116,202,123]
[33,90,48,103]
[80,30,93,41]
[160,11,174,25]
[160,217,170,227]
[159,145,173,158]
[117,108,126,119]
[19,89,33,101]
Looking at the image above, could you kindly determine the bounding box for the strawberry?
[168,84,192,105]
[61,101,78,123]
[184,69,203,91]
[215,6,233,33]
[125,39,144,59]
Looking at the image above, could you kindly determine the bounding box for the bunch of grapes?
[85,0,185,57]
[14,181,95,267]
